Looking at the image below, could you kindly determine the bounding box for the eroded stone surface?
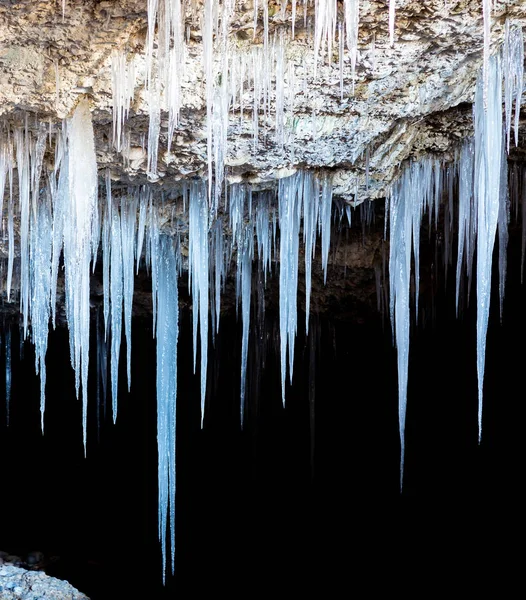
[0,0,524,201]
[0,565,89,600]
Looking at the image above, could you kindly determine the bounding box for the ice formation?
[155,234,179,580]
[0,0,523,584]
[188,182,209,427]
[65,99,99,451]
[474,53,504,442]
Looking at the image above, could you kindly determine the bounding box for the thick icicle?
[64,98,98,451]
[155,234,179,581]
[278,173,302,403]
[474,54,503,442]
[389,169,413,490]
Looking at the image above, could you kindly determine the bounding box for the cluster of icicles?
[0,3,524,583]
[389,19,524,488]
[117,0,502,216]
[0,100,333,577]
[112,0,394,214]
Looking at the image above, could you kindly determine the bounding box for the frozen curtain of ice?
[0,0,524,583]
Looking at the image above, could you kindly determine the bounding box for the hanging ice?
[111,50,137,154]
[239,224,253,428]
[188,182,209,427]
[121,191,138,391]
[474,53,503,442]
[497,141,509,322]
[64,98,99,451]
[110,196,123,422]
[278,173,302,404]
[389,0,395,47]
[30,185,53,431]
[389,168,413,490]
[455,139,475,316]
[303,174,319,332]
[155,234,179,581]
[503,20,524,152]
[344,0,360,84]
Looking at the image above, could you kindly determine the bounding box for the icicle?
[303,173,319,333]
[482,0,491,95]
[203,0,214,204]
[313,0,338,75]
[389,166,413,490]
[210,217,224,336]
[30,186,53,432]
[146,0,159,88]
[497,137,509,322]
[121,191,138,391]
[320,174,333,284]
[6,136,14,303]
[147,84,161,180]
[474,54,503,443]
[239,224,253,428]
[50,131,67,328]
[278,173,302,403]
[256,193,272,284]
[103,171,112,337]
[389,0,395,47]
[456,139,475,316]
[344,0,360,85]
[155,234,179,581]
[112,50,137,154]
[15,126,31,339]
[110,196,123,423]
[188,182,209,427]
[136,186,149,274]
[64,98,98,452]
[503,20,524,152]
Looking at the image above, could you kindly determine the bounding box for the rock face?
[0,0,524,201]
[0,565,89,600]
